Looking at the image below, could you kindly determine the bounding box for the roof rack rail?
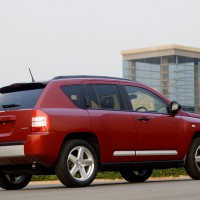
[52,75,132,81]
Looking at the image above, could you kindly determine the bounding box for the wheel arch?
[193,131,200,139]
[61,132,101,162]
[185,136,200,179]
[184,131,200,159]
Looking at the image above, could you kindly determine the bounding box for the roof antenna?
[29,68,35,82]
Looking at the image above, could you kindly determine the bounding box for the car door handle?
[137,117,150,121]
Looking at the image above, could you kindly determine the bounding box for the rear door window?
[86,84,124,110]
[0,83,46,111]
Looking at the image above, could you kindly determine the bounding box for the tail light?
[32,109,50,132]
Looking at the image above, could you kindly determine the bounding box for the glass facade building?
[122,45,200,113]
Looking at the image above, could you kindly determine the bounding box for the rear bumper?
[0,142,27,166]
[24,131,63,167]
[0,144,24,158]
[0,131,63,167]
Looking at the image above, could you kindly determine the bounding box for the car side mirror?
[170,101,181,115]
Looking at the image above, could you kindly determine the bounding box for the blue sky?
[0,0,200,86]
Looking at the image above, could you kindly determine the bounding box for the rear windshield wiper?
[2,104,21,108]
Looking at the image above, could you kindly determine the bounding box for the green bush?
[32,168,188,181]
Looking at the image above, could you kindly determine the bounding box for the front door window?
[125,85,169,114]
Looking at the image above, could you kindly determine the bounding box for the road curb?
[29,176,191,185]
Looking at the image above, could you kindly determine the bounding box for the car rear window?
[0,83,46,111]
[61,84,85,109]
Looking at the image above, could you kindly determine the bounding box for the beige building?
[122,44,200,113]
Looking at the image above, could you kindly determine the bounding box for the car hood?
[186,112,200,119]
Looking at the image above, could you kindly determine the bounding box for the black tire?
[0,170,32,190]
[120,169,152,183]
[185,138,200,179]
[55,139,98,188]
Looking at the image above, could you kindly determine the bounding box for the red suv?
[0,76,200,190]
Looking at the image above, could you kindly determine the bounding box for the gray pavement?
[0,178,199,200]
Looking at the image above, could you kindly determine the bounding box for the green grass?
[152,168,187,177]
[31,168,188,181]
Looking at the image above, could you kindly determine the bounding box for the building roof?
[121,44,200,60]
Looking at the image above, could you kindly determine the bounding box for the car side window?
[86,84,124,110]
[61,85,85,109]
[125,86,169,114]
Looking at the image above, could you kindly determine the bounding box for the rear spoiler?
[0,82,47,94]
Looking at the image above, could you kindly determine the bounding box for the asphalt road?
[0,178,199,200]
